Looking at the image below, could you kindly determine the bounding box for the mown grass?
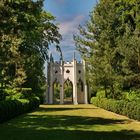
[0,104,140,140]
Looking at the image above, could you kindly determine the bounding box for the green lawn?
[0,104,140,140]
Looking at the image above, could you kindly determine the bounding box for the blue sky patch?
[44,0,96,61]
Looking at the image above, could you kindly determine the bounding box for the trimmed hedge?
[0,97,40,123]
[91,97,140,121]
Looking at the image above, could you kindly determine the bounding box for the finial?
[50,53,54,62]
[73,52,76,60]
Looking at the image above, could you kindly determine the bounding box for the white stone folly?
[45,58,88,104]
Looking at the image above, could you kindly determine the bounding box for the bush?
[96,90,106,98]
[3,88,34,100]
[91,97,140,121]
[124,90,140,101]
[0,97,40,123]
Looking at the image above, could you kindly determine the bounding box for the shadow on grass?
[0,106,140,140]
[11,115,130,127]
[38,106,98,112]
[0,126,140,140]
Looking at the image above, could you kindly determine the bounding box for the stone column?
[73,84,78,104]
[60,84,64,104]
[44,86,49,104]
[73,59,78,105]
[49,85,53,104]
[60,60,64,104]
[83,60,88,104]
[84,84,88,104]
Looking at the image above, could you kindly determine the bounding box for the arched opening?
[77,78,84,103]
[64,78,73,104]
[53,79,60,104]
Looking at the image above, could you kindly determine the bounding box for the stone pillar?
[49,85,53,104]
[44,86,49,104]
[73,84,78,104]
[60,84,64,104]
[73,59,78,105]
[60,60,64,104]
[84,84,88,104]
[83,60,88,104]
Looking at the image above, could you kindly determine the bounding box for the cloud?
[58,15,85,46]
[59,15,84,36]
[51,15,86,60]
[49,15,86,61]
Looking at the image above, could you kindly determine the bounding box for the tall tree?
[0,0,61,91]
[74,0,140,98]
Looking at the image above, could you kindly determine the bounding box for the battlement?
[77,61,82,64]
[54,61,72,64]
[52,60,83,65]
[64,61,72,64]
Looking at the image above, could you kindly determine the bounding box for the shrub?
[124,90,140,101]
[3,88,34,100]
[20,88,33,98]
[96,90,106,98]
[0,97,40,123]
[91,97,140,121]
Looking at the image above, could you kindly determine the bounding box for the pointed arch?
[64,78,73,104]
[53,78,60,104]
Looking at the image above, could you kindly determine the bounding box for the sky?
[44,0,97,61]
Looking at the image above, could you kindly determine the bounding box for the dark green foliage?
[0,97,40,123]
[0,89,7,101]
[74,0,140,99]
[91,97,140,121]
[0,0,61,94]
[96,90,106,98]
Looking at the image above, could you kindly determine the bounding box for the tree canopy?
[0,0,61,93]
[74,0,140,98]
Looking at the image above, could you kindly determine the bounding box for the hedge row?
[91,97,140,121]
[0,97,40,123]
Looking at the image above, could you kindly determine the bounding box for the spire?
[73,52,76,60]
[50,53,54,62]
